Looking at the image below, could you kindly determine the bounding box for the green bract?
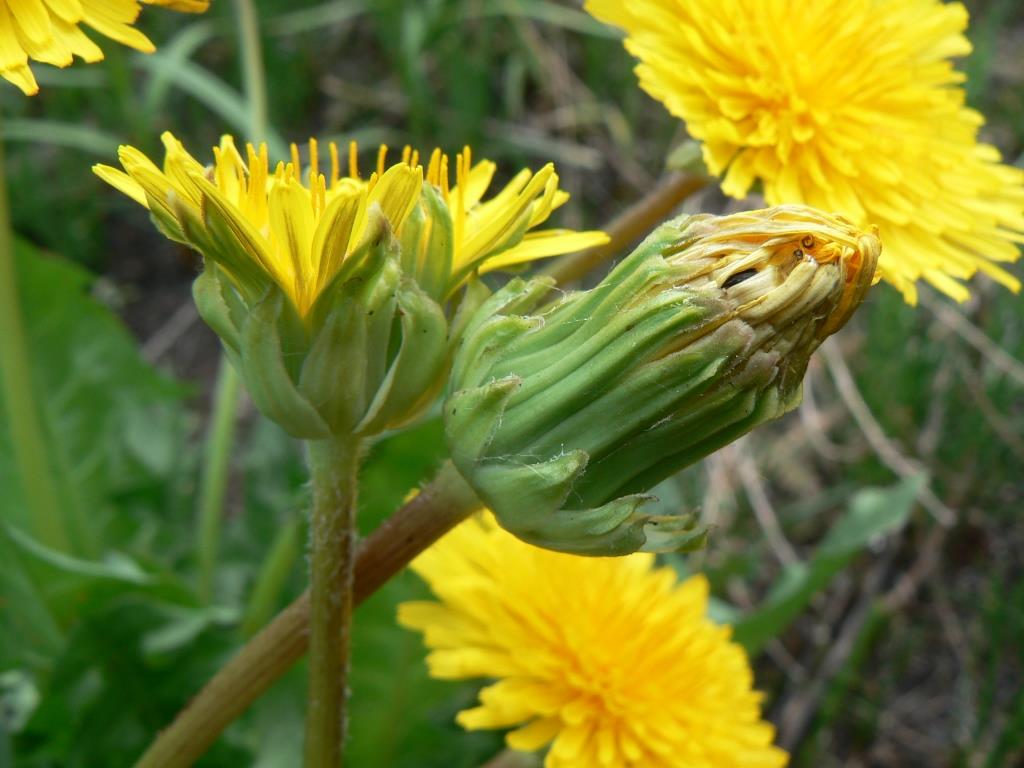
[194,211,448,439]
[445,206,881,555]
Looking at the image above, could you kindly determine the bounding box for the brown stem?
[540,172,709,285]
[134,461,480,768]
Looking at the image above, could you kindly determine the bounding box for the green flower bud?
[445,205,881,555]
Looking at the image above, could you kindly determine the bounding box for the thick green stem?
[196,360,241,602]
[304,437,361,768]
[0,124,69,552]
[133,462,479,768]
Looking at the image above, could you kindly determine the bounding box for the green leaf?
[2,524,195,612]
[5,524,154,585]
[140,19,218,117]
[0,533,63,671]
[732,477,922,654]
[269,0,368,36]
[0,239,196,687]
[0,671,40,732]
[17,600,249,768]
[1,120,120,156]
[141,605,239,657]
[0,240,188,556]
[461,0,617,38]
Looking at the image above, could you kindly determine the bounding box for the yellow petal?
[586,0,1022,304]
[456,159,496,210]
[43,0,84,24]
[0,4,37,94]
[506,717,561,750]
[525,168,561,228]
[190,171,280,285]
[268,178,317,309]
[459,166,554,267]
[311,187,367,294]
[143,0,209,12]
[92,164,149,207]
[8,0,53,47]
[368,163,422,233]
[80,0,155,53]
[52,16,102,62]
[479,229,610,272]
[0,62,38,94]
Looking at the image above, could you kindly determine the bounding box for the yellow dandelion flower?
[399,514,788,768]
[95,133,422,317]
[587,0,1024,303]
[0,0,208,96]
[94,134,607,316]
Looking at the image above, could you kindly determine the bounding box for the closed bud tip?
[445,205,880,555]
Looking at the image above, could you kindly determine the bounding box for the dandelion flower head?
[1,0,208,96]
[94,134,607,316]
[399,513,788,768]
[587,0,1024,303]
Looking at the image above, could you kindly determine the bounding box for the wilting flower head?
[0,0,208,95]
[587,0,1024,303]
[93,134,604,438]
[399,513,788,768]
[445,206,879,554]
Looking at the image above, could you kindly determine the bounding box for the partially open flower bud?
[94,135,608,439]
[445,205,880,555]
[193,211,447,439]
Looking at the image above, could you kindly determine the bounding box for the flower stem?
[196,360,241,602]
[303,436,361,768]
[232,0,268,141]
[133,461,480,768]
[540,172,708,285]
[241,513,303,636]
[0,123,69,553]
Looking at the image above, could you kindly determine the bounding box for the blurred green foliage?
[1,1,1022,766]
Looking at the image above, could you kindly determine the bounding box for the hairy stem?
[134,461,480,768]
[303,437,361,768]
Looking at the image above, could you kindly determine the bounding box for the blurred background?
[1,0,1021,766]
